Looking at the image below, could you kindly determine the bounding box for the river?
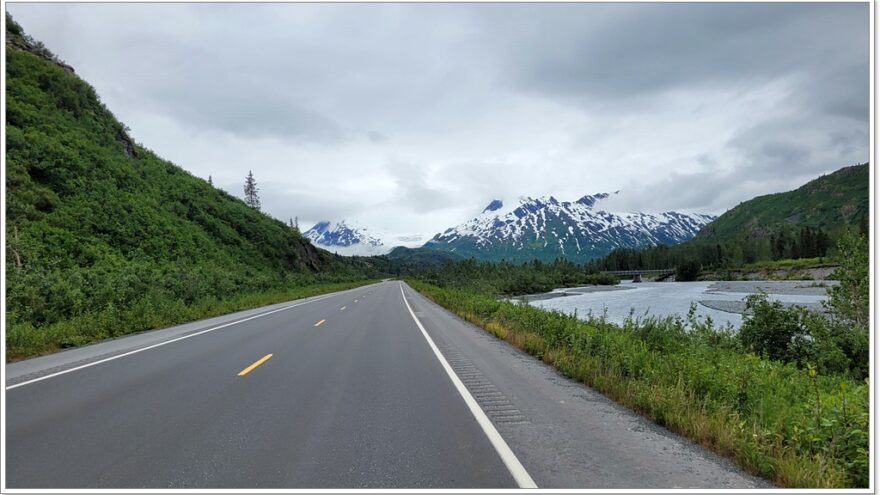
[527,280,832,329]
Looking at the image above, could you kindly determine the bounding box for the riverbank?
[511,284,633,302]
[528,280,830,329]
[700,259,838,282]
[699,281,835,316]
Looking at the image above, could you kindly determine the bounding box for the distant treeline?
[374,256,617,295]
[587,223,862,274]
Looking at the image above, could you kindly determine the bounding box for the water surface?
[529,281,829,329]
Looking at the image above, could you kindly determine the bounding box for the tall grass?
[6,280,375,361]
[740,257,833,271]
[408,280,868,488]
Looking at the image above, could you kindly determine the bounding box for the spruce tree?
[244,170,260,210]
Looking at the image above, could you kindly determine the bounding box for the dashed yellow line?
[238,354,273,376]
[314,319,326,327]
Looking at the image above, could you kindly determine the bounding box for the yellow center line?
[238,354,273,376]
[314,319,326,327]
[340,306,346,311]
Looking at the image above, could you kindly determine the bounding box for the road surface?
[5,281,766,489]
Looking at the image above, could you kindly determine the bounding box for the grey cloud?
[786,63,869,123]
[6,3,869,239]
[367,131,388,143]
[256,183,362,227]
[383,160,461,214]
[605,165,792,215]
[97,29,347,141]
[176,88,343,142]
[492,4,866,106]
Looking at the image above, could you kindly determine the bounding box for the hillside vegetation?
[5,16,375,358]
[698,163,868,242]
[590,164,869,276]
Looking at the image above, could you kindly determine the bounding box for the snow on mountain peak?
[304,220,387,256]
[425,193,715,263]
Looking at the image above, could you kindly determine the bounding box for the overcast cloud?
[7,3,869,245]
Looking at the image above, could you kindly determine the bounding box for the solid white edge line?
[398,282,538,489]
[5,287,365,391]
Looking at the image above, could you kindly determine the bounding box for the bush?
[675,260,701,281]
[828,230,869,333]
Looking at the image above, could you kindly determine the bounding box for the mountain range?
[422,194,714,263]
[304,220,387,256]
[310,193,715,263]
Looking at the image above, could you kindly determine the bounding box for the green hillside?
[5,15,373,358]
[386,246,465,265]
[589,163,869,273]
[697,163,869,241]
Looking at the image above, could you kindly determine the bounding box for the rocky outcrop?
[6,29,75,74]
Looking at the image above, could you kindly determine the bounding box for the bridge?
[602,268,676,282]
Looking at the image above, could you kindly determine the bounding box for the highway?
[5,281,765,489]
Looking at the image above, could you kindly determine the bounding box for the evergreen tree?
[778,232,789,260]
[859,214,869,238]
[770,233,783,260]
[816,229,830,257]
[244,170,260,210]
[208,175,213,186]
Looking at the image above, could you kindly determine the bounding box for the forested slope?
[5,15,372,357]
[697,163,868,241]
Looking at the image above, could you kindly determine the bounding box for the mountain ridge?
[422,194,715,263]
[696,163,869,241]
[304,220,389,256]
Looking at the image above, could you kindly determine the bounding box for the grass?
[407,279,868,488]
[6,280,376,361]
[740,257,837,271]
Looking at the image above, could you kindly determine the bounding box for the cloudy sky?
[7,3,869,245]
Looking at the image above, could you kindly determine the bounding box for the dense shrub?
[739,295,868,380]
[737,230,870,380]
[828,230,869,333]
[675,260,701,281]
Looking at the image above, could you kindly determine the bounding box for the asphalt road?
[5,281,766,489]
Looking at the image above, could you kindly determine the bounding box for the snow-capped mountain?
[423,193,715,263]
[304,220,389,256]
